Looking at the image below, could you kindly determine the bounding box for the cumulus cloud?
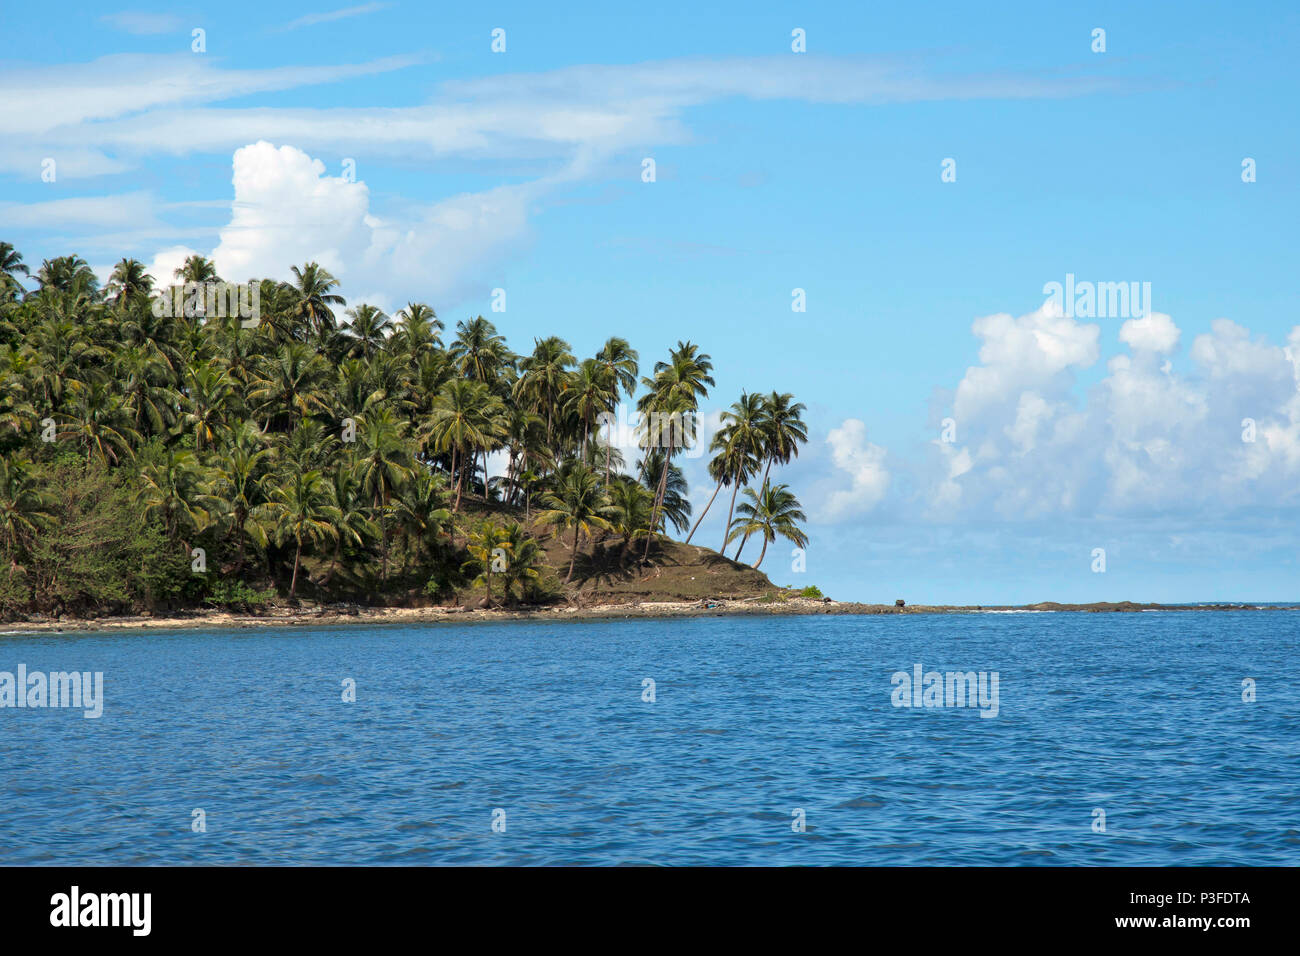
[1119,311,1180,353]
[178,141,538,311]
[820,419,890,519]
[920,306,1300,521]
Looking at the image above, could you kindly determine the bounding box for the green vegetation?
[0,243,810,618]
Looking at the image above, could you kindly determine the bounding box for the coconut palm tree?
[256,469,338,599]
[136,448,211,545]
[449,316,512,384]
[735,392,809,556]
[342,303,390,359]
[564,358,615,464]
[636,341,713,560]
[727,482,808,569]
[391,303,442,356]
[0,242,29,303]
[353,406,412,580]
[606,475,654,561]
[536,462,615,583]
[106,258,154,308]
[684,392,764,545]
[423,379,503,510]
[290,262,345,339]
[514,336,575,457]
[0,455,54,571]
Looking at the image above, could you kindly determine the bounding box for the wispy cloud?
[278,2,391,32]
[99,11,185,35]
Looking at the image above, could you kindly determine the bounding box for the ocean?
[2,611,1296,865]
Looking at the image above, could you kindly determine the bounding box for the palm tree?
[59,380,140,466]
[564,358,614,463]
[606,475,654,561]
[462,519,512,607]
[449,316,512,383]
[498,521,544,605]
[0,455,54,572]
[389,469,451,571]
[514,336,574,457]
[320,463,377,586]
[536,462,615,583]
[342,304,390,359]
[0,242,29,303]
[423,379,503,510]
[353,407,412,580]
[256,469,338,599]
[290,262,345,339]
[208,421,272,573]
[595,337,639,484]
[735,392,809,556]
[136,448,211,546]
[727,482,808,569]
[247,342,331,430]
[687,391,764,547]
[106,258,154,308]
[182,360,235,452]
[174,255,219,285]
[636,341,713,560]
[36,256,99,297]
[391,303,442,356]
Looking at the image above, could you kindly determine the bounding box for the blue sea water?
[1,611,1297,866]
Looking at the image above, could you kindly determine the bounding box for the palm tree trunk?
[290,539,302,597]
[453,446,463,511]
[722,481,741,552]
[566,525,579,583]
[604,423,612,486]
[643,457,670,562]
[685,480,722,545]
[753,536,768,570]
[738,461,774,556]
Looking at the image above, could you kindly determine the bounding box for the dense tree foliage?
[0,244,808,617]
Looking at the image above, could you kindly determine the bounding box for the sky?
[2,1,1299,604]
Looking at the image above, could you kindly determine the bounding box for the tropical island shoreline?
[4,596,1296,635]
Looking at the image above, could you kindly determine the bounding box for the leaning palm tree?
[735,392,809,556]
[727,482,808,569]
[685,391,764,546]
[636,341,713,560]
[255,469,338,599]
[536,462,616,583]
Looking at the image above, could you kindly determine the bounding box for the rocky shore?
[2,597,1294,635]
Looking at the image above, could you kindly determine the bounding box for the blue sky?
[3,1,1299,603]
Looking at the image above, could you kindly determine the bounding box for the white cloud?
[186,142,537,310]
[920,306,1300,521]
[1119,311,1180,353]
[99,11,185,35]
[821,419,890,519]
[279,3,391,32]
